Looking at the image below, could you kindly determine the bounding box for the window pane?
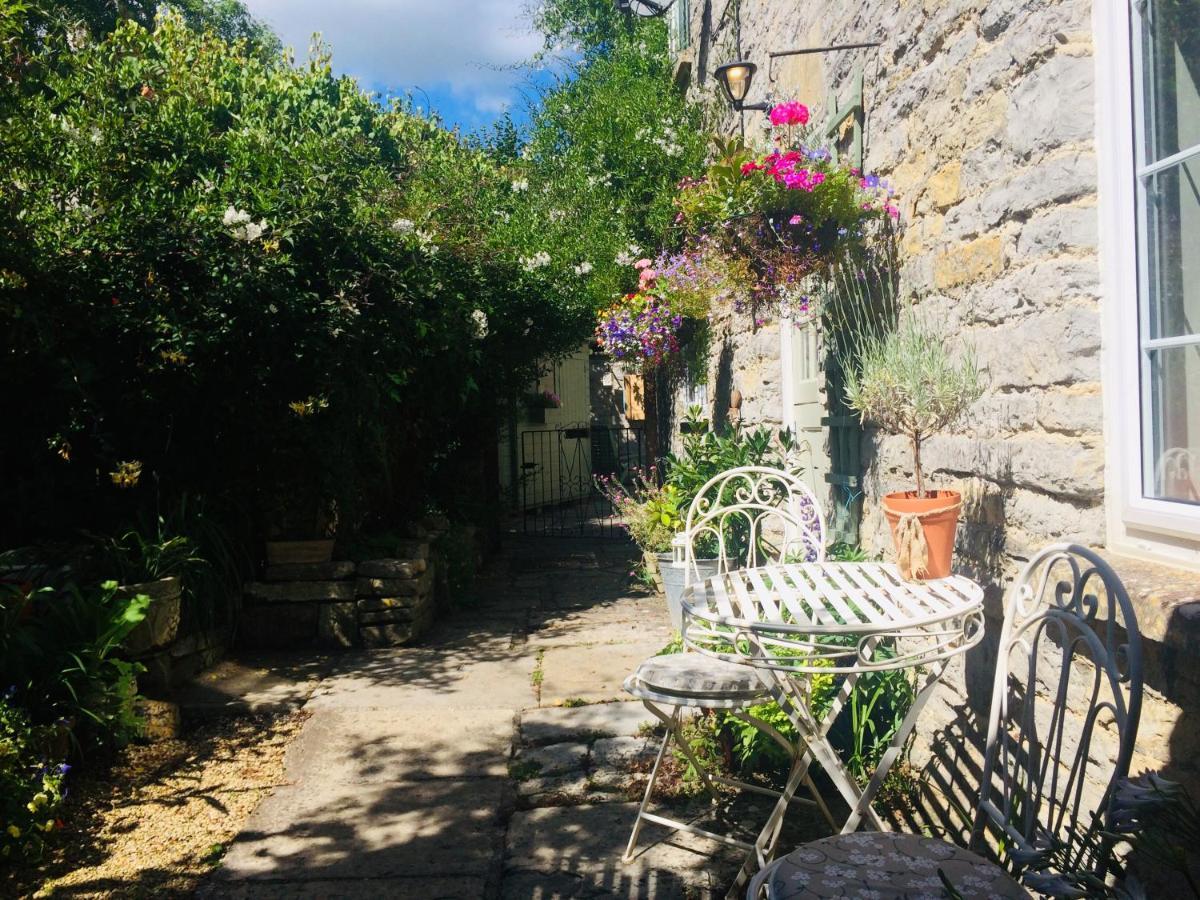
[1144,161,1200,339]
[1140,0,1200,163]
[1144,344,1200,504]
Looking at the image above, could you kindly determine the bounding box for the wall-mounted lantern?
[713,60,769,112]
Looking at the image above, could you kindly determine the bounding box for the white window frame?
[1097,0,1200,560]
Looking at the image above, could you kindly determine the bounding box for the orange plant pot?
[882,490,962,580]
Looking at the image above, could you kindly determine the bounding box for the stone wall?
[673,0,1200,828]
[678,0,1102,566]
[239,531,473,650]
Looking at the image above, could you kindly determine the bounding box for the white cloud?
[242,0,542,120]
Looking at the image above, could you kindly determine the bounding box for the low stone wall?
[240,541,437,650]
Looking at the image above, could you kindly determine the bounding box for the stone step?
[358,558,427,579]
[356,570,434,597]
[245,581,355,603]
[264,560,356,582]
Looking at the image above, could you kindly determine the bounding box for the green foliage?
[492,1,708,314]
[665,406,803,512]
[660,634,916,791]
[827,541,874,562]
[0,698,68,863]
[92,517,204,586]
[0,580,149,753]
[0,13,589,545]
[598,470,682,554]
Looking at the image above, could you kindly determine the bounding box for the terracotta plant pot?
[119,576,183,655]
[882,490,962,580]
[266,539,335,566]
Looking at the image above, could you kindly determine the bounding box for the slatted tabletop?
[681,562,985,674]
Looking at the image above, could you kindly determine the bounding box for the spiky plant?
[842,308,982,499]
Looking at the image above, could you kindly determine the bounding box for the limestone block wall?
[674,0,1200,824]
[679,0,1102,567]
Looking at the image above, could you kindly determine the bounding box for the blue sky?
[240,0,554,133]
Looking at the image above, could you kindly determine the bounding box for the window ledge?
[1098,550,1200,651]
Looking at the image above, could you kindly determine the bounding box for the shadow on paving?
[212,777,513,885]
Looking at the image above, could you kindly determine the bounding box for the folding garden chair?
[621,465,833,863]
[749,543,1144,899]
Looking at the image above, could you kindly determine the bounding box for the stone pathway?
[199,537,776,899]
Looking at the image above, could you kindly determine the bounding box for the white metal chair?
[748,543,1144,899]
[622,465,831,863]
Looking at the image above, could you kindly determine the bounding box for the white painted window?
[1133,2,1200,507]
[668,0,690,55]
[1098,1,1200,557]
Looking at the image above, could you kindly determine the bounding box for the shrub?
[0,580,149,753]
[0,697,68,863]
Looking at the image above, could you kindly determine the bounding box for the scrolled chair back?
[675,465,826,586]
[971,543,1143,887]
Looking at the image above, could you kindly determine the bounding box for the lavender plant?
[839,279,982,498]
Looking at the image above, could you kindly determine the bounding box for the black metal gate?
[520,425,645,537]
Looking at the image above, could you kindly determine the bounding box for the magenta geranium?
[769,101,810,127]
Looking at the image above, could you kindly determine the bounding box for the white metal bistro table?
[679,561,985,891]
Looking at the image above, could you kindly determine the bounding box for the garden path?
[201,536,761,899]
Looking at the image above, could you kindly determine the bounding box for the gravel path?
[7,711,308,899]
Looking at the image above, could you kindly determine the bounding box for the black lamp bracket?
[764,42,880,85]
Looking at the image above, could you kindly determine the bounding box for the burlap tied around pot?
[885,493,963,581]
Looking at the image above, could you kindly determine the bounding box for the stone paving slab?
[538,642,665,706]
[520,701,661,745]
[218,778,509,881]
[206,876,488,899]
[286,707,514,782]
[307,647,538,711]
[504,802,742,895]
[500,867,721,900]
[526,599,671,648]
[177,654,333,715]
[514,741,589,777]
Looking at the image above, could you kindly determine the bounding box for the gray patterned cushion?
[626,652,767,701]
[761,832,1030,899]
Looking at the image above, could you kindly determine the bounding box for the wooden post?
[644,369,660,476]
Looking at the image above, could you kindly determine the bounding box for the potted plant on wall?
[842,310,983,580]
[97,521,203,656]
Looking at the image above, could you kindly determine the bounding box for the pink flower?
[769,101,810,127]
[885,204,900,220]
[638,267,657,288]
[788,215,803,225]
[740,161,763,176]
[634,258,652,269]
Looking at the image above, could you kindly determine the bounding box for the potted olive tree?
[843,312,983,580]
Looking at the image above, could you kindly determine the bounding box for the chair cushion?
[761,832,1030,899]
[625,651,767,701]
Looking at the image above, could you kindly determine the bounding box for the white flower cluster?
[614,244,641,267]
[223,206,268,242]
[391,218,437,254]
[635,125,683,158]
[520,251,551,272]
[573,261,593,276]
[587,173,613,188]
[471,309,488,338]
[66,24,89,52]
[511,178,529,192]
